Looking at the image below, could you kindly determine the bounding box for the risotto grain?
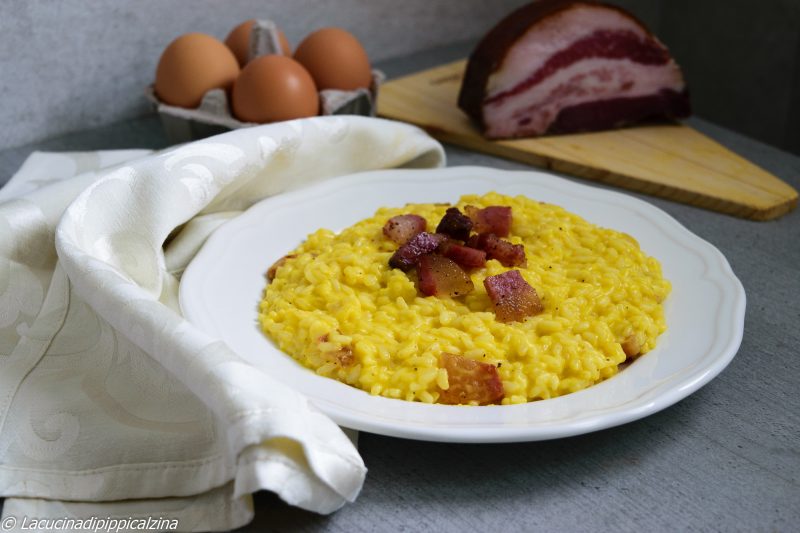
[258,192,670,405]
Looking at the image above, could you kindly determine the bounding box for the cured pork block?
[458,0,690,138]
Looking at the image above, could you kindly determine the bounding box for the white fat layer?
[487,5,652,96]
[484,57,684,138]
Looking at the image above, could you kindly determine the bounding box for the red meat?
[389,232,446,271]
[473,233,526,267]
[418,254,474,297]
[383,214,427,245]
[483,270,544,322]
[440,241,487,269]
[465,205,512,237]
[438,352,505,405]
[436,207,473,241]
[458,0,690,138]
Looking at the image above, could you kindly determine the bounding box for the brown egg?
[225,19,292,66]
[232,55,319,123]
[294,28,372,91]
[155,33,240,108]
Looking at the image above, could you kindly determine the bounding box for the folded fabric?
[0,117,445,530]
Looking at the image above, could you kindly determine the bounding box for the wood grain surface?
[377,60,798,221]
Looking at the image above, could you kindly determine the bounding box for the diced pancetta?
[440,241,487,269]
[383,214,427,245]
[473,233,526,267]
[389,232,446,271]
[465,205,512,237]
[436,207,474,241]
[484,269,544,322]
[438,352,505,405]
[418,254,474,297]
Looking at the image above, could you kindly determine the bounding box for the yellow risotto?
[258,192,670,405]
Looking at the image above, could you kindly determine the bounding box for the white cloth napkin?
[0,116,445,531]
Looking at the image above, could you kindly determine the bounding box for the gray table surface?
[1,43,798,533]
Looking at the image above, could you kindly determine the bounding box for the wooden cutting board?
[376,60,797,221]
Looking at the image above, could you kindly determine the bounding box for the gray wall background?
[1,0,798,154]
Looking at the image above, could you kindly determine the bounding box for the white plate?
[180,166,745,443]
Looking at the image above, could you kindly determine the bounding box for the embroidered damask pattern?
[0,117,444,525]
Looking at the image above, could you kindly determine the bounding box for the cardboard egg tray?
[146,19,383,144]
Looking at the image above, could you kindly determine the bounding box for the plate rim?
[180,165,746,443]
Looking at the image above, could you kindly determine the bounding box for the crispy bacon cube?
[389,232,445,271]
[465,205,512,237]
[483,270,543,322]
[435,207,473,241]
[438,352,505,405]
[439,241,487,269]
[418,254,474,297]
[383,214,427,245]
[474,233,526,267]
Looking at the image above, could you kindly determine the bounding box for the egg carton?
[146,19,384,144]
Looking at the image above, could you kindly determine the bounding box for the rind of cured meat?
[438,352,505,405]
[389,232,446,271]
[473,233,526,267]
[383,214,427,245]
[418,254,474,297]
[465,205,512,237]
[484,270,544,322]
[436,207,473,241]
[458,0,690,138]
